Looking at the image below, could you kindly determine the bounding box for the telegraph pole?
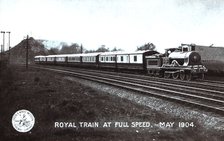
[6,31,11,64]
[80,44,83,54]
[26,35,29,69]
[0,45,2,61]
[1,31,5,52]
[1,31,5,60]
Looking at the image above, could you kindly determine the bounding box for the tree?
[85,49,96,53]
[111,47,123,52]
[60,43,81,54]
[49,47,59,54]
[70,43,80,53]
[96,45,109,52]
[60,44,70,54]
[137,42,156,51]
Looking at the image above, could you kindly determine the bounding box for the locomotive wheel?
[172,72,179,79]
[200,73,205,80]
[179,72,185,80]
[153,71,157,77]
[164,73,171,79]
[185,73,192,81]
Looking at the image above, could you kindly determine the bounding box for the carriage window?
[121,56,123,61]
[191,46,195,51]
[134,56,137,62]
[106,57,108,61]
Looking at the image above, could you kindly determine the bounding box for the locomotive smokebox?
[189,52,201,64]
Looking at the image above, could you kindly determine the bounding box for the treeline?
[48,42,156,55]
[48,43,82,55]
[48,44,123,55]
[85,45,123,53]
[136,42,156,51]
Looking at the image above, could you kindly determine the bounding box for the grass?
[0,65,223,141]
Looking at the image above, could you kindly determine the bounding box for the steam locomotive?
[146,45,207,80]
[178,44,224,74]
[35,45,207,81]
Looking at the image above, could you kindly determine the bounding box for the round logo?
[12,109,35,133]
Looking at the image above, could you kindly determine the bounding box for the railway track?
[200,79,224,85]
[32,65,224,114]
[33,64,224,91]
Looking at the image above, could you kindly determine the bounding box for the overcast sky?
[1,0,224,52]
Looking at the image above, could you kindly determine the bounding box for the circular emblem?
[12,109,35,133]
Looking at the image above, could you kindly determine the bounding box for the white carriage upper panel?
[99,50,148,63]
[46,55,56,62]
[67,54,81,62]
[34,55,46,61]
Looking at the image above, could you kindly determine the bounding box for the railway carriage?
[54,54,69,66]
[98,52,117,69]
[80,53,100,68]
[45,55,56,65]
[99,50,158,71]
[34,55,46,64]
[67,54,81,66]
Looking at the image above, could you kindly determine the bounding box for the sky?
[1,0,224,53]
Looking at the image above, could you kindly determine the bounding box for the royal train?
[35,46,207,81]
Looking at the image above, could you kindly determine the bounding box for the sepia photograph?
[0,0,224,140]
